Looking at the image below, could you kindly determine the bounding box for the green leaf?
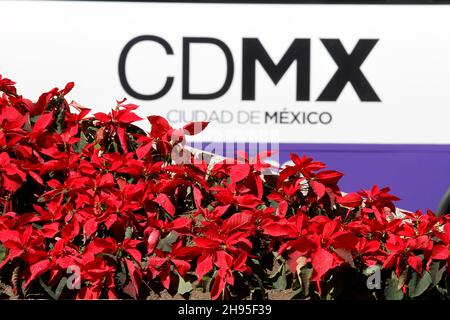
[384,272,404,300]
[0,244,7,264]
[55,106,65,134]
[73,131,88,153]
[429,261,446,286]
[125,226,133,239]
[250,258,261,266]
[177,276,193,295]
[269,200,279,210]
[298,267,312,297]
[408,271,432,298]
[30,115,40,124]
[268,263,283,279]
[272,264,287,290]
[398,267,409,289]
[157,232,178,253]
[97,253,118,263]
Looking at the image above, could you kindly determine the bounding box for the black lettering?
[317,39,380,102]
[182,37,234,100]
[118,35,174,100]
[265,112,278,123]
[242,38,310,101]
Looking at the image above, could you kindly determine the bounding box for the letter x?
[317,39,380,102]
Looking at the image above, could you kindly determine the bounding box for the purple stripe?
[191,142,450,212]
[279,143,450,153]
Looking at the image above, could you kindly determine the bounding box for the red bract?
[336,193,363,208]
[382,234,432,276]
[93,102,143,152]
[192,221,252,281]
[358,185,401,212]
[148,242,191,290]
[0,75,17,96]
[431,224,450,272]
[0,74,449,300]
[0,152,27,193]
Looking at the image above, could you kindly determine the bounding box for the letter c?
[118,35,174,100]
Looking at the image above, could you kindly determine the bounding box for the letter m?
[242,38,310,101]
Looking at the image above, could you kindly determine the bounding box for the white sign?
[0,1,449,144]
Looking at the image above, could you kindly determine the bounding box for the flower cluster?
[0,74,449,300]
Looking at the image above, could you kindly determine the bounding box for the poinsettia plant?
[0,74,449,300]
